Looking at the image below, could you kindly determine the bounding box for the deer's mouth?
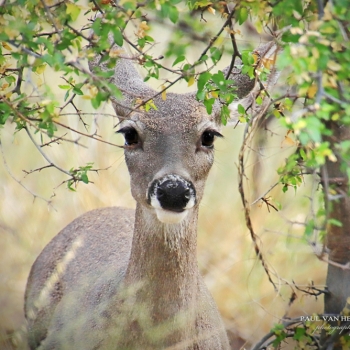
[147,174,196,224]
[154,208,189,224]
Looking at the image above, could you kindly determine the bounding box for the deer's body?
[24,19,277,348]
[25,92,231,349]
[25,207,228,349]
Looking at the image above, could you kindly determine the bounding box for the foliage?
[0,0,349,348]
[254,312,350,349]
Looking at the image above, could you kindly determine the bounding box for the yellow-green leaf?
[35,64,46,74]
[187,76,195,87]
[66,3,81,22]
[2,42,12,51]
[161,85,167,101]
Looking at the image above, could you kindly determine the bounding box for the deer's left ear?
[224,41,280,126]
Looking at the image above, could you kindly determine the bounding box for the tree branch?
[0,139,54,207]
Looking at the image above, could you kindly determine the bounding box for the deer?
[24,20,278,349]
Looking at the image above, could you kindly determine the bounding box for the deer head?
[89,37,278,225]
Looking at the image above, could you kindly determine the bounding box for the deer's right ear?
[88,32,156,120]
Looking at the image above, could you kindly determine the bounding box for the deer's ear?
[88,34,156,119]
[223,41,280,126]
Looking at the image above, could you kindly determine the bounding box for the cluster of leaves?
[277,0,349,176]
[0,0,349,348]
[196,70,235,124]
[224,1,349,345]
[261,315,350,349]
[270,322,314,349]
[0,0,116,188]
[217,0,350,222]
[67,162,95,191]
[0,0,265,192]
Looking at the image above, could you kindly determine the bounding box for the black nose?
[148,176,196,212]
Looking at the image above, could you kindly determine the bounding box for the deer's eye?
[117,127,139,146]
[201,130,223,148]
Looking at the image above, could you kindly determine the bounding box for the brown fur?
[25,37,278,349]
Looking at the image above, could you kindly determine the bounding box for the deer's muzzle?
[148,175,196,223]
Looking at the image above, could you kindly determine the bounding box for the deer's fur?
[24,26,278,349]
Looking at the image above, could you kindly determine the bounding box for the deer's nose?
[156,180,191,212]
[148,175,196,213]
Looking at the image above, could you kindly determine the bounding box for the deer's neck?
[124,204,200,322]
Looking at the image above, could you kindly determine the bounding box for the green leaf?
[282,184,288,193]
[210,47,222,64]
[204,98,215,115]
[220,105,230,126]
[144,35,154,43]
[238,104,245,114]
[112,28,123,47]
[211,71,226,89]
[73,86,83,95]
[237,7,248,25]
[197,72,211,92]
[172,55,185,66]
[256,96,263,105]
[123,1,137,10]
[91,17,102,36]
[242,50,255,65]
[5,75,16,85]
[293,0,303,14]
[196,89,206,101]
[58,85,71,90]
[81,173,89,184]
[328,218,343,227]
[199,54,208,62]
[66,3,81,22]
[160,2,170,17]
[282,31,300,43]
[169,5,179,23]
[0,103,11,125]
[67,180,76,192]
[91,96,101,109]
[145,100,158,111]
[293,327,306,341]
[304,220,315,238]
[64,89,70,101]
[138,38,146,48]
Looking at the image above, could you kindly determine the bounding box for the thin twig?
[23,164,55,176]
[40,133,68,147]
[224,3,242,79]
[198,8,236,62]
[91,0,104,13]
[25,127,72,177]
[13,66,23,95]
[52,120,122,148]
[238,99,278,291]
[40,0,61,41]
[0,139,54,207]
[118,11,241,118]
[1,97,86,147]
[251,182,279,205]
[66,23,92,42]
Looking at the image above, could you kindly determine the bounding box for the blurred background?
[0,2,327,349]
